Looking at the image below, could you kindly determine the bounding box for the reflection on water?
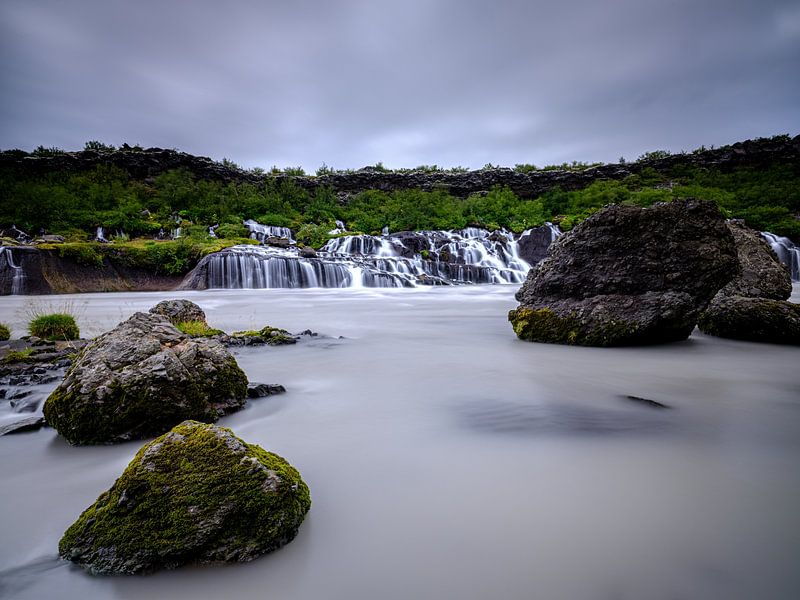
[0,285,799,600]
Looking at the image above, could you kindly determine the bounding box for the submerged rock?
[149,299,207,325]
[698,221,799,345]
[43,312,248,444]
[247,383,287,398]
[59,421,311,574]
[509,200,739,346]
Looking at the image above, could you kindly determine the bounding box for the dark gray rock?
[698,296,800,344]
[697,221,798,344]
[717,220,792,300]
[0,416,46,435]
[299,246,317,258]
[516,225,558,266]
[247,383,287,398]
[43,312,248,444]
[509,200,739,346]
[149,299,207,325]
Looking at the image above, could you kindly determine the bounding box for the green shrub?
[3,348,34,363]
[28,313,80,340]
[175,320,223,337]
[0,323,10,340]
[215,223,249,239]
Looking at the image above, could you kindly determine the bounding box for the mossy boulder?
[43,312,248,444]
[509,291,698,346]
[149,299,207,325]
[510,200,738,346]
[59,421,311,574]
[231,325,297,346]
[698,296,800,345]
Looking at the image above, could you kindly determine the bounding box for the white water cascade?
[95,227,108,242]
[762,231,800,282]
[189,224,563,289]
[244,219,294,243]
[0,246,26,295]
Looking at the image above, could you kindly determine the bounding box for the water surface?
[1,286,799,600]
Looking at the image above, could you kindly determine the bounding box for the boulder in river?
[698,220,798,344]
[43,311,248,444]
[509,199,739,346]
[149,299,207,325]
[59,421,311,574]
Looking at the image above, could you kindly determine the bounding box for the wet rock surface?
[43,312,248,444]
[698,296,800,345]
[0,340,83,435]
[247,383,287,398]
[698,221,799,344]
[59,421,311,574]
[509,200,739,346]
[149,299,207,325]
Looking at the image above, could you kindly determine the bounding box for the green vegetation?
[28,313,80,340]
[3,348,34,363]
[175,320,223,337]
[232,325,296,345]
[0,323,10,340]
[2,135,797,246]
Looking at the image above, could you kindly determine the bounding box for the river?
[1,285,799,600]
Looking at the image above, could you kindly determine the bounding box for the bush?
[175,320,223,337]
[3,349,34,364]
[0,323,10,340]
[215,223,249,239]
[28,313,80,340]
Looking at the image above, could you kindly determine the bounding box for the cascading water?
[184,222,562,290]
[0,246,26,295]
[244,219,294,243]
[762,231,800,282]
[95,227,108,242]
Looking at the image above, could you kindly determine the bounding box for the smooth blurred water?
[1,285,799,600]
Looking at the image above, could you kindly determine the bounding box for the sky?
[1,0,798,171]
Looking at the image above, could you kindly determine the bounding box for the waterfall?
[0,247,26,295]
[95,227,108,242]
[762,231,800,282]
[186,224,554,289]
[244,219,294,243]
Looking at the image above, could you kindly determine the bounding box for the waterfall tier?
[183,225,562,290]
[762,232,800,282]
[0,247,26,295]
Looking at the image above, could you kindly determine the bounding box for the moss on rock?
[59,421,311,574]
[231,325,297,346]
[43,311,248,445]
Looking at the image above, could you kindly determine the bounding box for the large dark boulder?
[59,421,311,574]
[43,312,248,444]
[509,200,739,346]
[697,221,798,344]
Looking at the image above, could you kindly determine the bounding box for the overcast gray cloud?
[1,0,798,170]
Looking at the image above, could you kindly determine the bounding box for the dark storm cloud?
[1,0,798,169]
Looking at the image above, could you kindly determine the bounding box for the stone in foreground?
[510,200,739,346]
[698,221,799,345]
[43,312,247,444]
[59,421,311,574]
